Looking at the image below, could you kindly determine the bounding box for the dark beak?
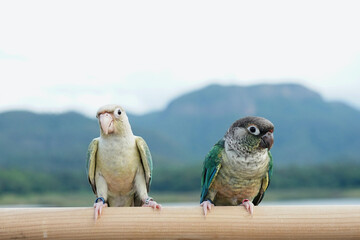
[259,132,274,150]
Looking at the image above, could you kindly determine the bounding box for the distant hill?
[1,83,360,175]
[0,111,98,172]
[131,83,360,165]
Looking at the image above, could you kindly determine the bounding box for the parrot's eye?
[114,108,122,118]
[247,125,260,135]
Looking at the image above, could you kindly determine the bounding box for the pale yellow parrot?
[87,104,161,220]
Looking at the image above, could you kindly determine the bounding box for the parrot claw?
[200,200,214,216]
[240,199,254,215]
[142,200,162,210]
[94,201,108,221]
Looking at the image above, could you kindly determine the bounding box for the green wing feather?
[135,136,153,192]
[252,150,273,205]
[86,138,99,194]
[200,139,224,203]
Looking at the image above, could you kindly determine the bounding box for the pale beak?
[99,113,114,135]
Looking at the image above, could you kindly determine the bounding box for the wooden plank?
[0,206,360,239]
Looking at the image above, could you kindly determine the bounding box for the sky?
[1,0,360,117]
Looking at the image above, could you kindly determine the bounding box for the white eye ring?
[247,125,260,135]
[114,108,122,118]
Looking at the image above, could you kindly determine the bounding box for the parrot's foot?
[200,200,214,216]
[142,198,162,210]
[94,201,108,221]
[240,199,254,215]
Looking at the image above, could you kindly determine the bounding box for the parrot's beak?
[99,113,114,135]
[260,131,274,150]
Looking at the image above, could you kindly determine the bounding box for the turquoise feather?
[200,138,224,203]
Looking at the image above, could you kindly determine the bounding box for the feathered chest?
[96,136,140,187]
[98,135,138,161]
[223,147,270,179]
[212,147,270,204]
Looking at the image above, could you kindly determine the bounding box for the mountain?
[131,83,360,165]
[0,111,98,172]
[1,83,360,175]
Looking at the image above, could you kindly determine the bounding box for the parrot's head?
[96,104,132,136]
[225,116,274,153]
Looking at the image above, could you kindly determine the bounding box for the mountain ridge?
[0,83,359,175]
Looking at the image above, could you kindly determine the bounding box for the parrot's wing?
[252,150,273,205]
[200,139,224,203]
[86,138,99,194]
[135,136,153,192]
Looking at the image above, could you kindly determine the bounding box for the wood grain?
[1,206,359,239]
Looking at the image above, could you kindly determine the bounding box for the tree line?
[0,162,359,194]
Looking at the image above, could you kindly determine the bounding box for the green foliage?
[151,165,202,192]
[0,163,359,195]
[0,191,94,206]
[0,169,89,194]
[271,162,360,189]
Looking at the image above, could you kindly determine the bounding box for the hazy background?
[0,0,359,206]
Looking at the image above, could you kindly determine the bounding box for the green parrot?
[200,116,274,215]
[87,104,161,220]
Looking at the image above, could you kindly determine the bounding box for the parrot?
[87,104,161,220]
[200,116,274,215]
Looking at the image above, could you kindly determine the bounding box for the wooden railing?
[1,206,360,239]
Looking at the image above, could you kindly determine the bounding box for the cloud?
[1,0,360,116]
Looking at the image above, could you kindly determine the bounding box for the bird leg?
[200,200,214,216]
[142,197,162,210]
[94,201,108,221]
[240,199,254,215]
